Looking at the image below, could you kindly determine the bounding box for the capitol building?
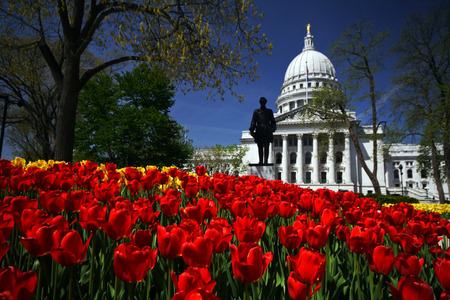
[240,26,448,201]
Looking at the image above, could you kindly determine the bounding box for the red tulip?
[130,229,153,249]
[157,224,186,259]
[204,218,233,253]
[305,224,329,250]
[79,201,107,232]
[248,196,271,221]
[287,271,321,300]
[102,207,138,241]
[114,242,158,283]
[232,215,265,244]
[181,236,214,267]
[388,275,434,300]
[279,225,303,250]
[171,267,216,295]
[93,180,120,203]
[38,190,66,214]
[158,189,182,217]
[51,229,92,266]
[288,247,326,285]
[20,223,59,257]
[195,166,207,176]
[367,245,396,275]
[279,201,297,218]
[0,266,37,300]
[0,210,14,244]
[64,190,92,212]
[229,242,273,284]
[434,258,450,290]
[348,226,377,254]
[395,252,424,276]
[398,233,424,254]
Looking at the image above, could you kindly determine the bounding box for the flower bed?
[0,158,449,300]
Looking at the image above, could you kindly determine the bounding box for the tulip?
[395,252,424,276]
[79,201,107,232]
[288,247,326,285]
[158,189,182,217]
[367,245,396,275]
[348,226,377,254]
[157,225,186,259]
[229,243,273,284]
[51,229,92,266]
[434,258,450,291]
[232,215,265,244]
[0,243,10,262]
[102,207,138,241]
[181,236,214,267]
[0,210,14,244]
[305,224,329,250]
[287,271,321,300]
[38,190,66,214]
[130,229,153,249]
[0,266,37,300]
[205,218,233,254]
[388,275,434,300]
[114,242,158,283]
[171,267,216,297]
[279,225,303,250]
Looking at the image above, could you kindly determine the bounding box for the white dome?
[284,50,336,82]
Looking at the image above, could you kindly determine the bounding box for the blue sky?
[1,0,445,160]
[170,0,444,148]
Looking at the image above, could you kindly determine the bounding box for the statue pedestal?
[248,164,275,181]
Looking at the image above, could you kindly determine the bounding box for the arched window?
[407,169,413,179]
[276,153,282,164]
[290,152,297,164]
[335,151,343,164]
[394,169,399,179]
[320,152,327,164]
[305,152,312,165]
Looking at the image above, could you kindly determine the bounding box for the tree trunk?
[340,105,382,194]
[54,57,80,162]
[430,141,446,204]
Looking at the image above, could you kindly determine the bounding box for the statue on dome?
[307,23,311,34]
[249,97,277,165]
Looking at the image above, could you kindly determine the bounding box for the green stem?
[369,270,374,300]
[114,275,119,300]
[354,252,362,300]
[89,235,96,300]
[146,273,152,299]
[376,278,382,299]
[36,258,42,300]
[52,259,58,300]
[243,283,249,300]
[167,259,173,300]
[128,282,134,300]
[69,266,74,300]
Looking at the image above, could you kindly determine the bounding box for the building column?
[328,134,335,184]
[296,134,303,185]
[312,133,319,183]
[269,142,274,164]
[282,134,289,182]
[344,134,352,183]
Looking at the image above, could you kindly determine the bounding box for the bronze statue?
[249,97,276,165]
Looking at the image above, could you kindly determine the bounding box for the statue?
[307,23,311,34]
[249,97,276,165]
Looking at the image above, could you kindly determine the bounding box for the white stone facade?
[240,27,448,202]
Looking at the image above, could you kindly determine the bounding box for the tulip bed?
[0,158,449,300]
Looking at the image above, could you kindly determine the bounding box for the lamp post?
[0,94,9,158]
[399,164,404,196]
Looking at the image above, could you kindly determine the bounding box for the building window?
[421,170,427,178]
[408,183,413,188]
[334,133,345,145]
[305,152,312,165]
[407,169,413,179]
[320,172,327,183]
[336,172,343,183]
[279,106,283,113]
[290,152,297,164]
[274,137,281,147]
[305,172,311,183]
[293,85,296,90]
[335,151,343,164]
[422,183,427,189]
[288,137,298,146]
[300,84,303,88]
[320,152,327,164]
[277,172,282,180]
[394,169,399,179]
[276,153,282,164]
[315,82,319,87]
[290,102,295,110]
[290,172,296,183]
[308,82,311,88]
[303,135,313,146]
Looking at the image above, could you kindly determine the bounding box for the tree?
[74,64,193,168]
[0,36,58,160]
[316,20,390,194]
[390,5,449,203]
[187,144,248,176]
[0,1,271,162]
[311,85,385,193]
